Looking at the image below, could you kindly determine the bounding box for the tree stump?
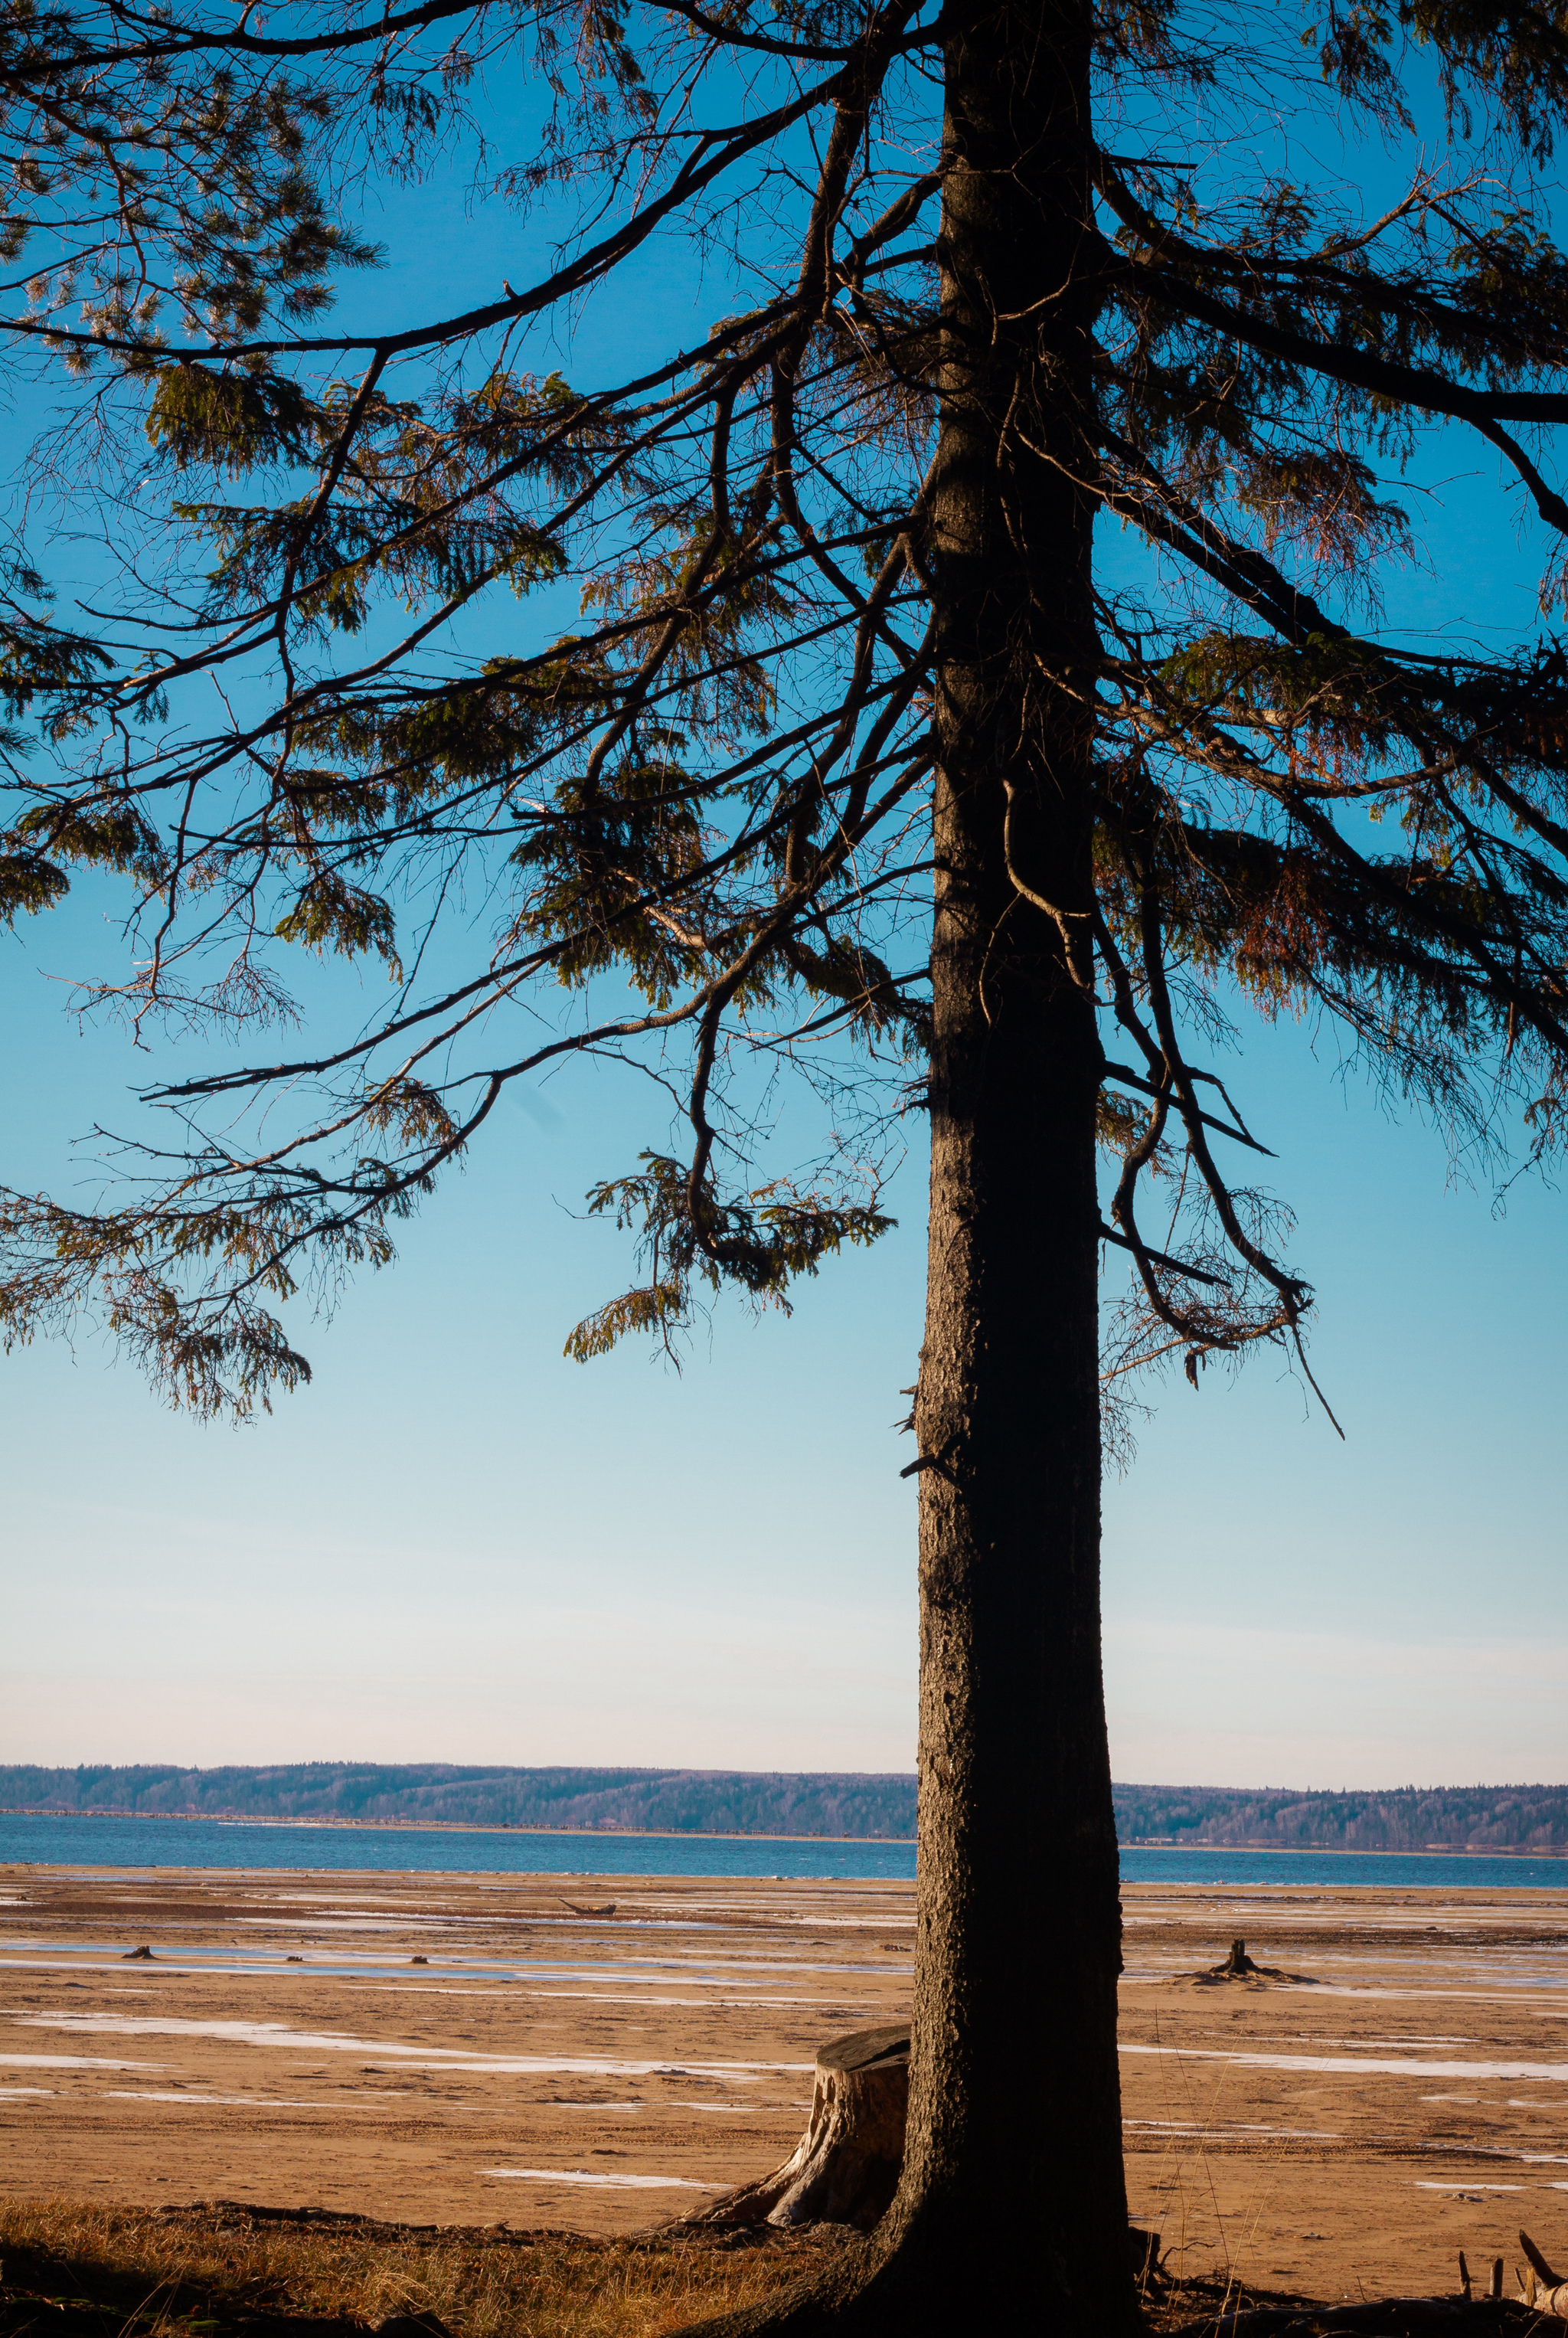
[685,2023,911,2231]
[1193,1937,1308,1986]
[681,2022,1168,2277]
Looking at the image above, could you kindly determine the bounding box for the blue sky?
[8,868,1566,1787]
[3,37,1567,1791]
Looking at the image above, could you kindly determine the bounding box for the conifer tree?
[7,0,1568,2325]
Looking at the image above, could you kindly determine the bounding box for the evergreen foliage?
[6,0,1568,1418]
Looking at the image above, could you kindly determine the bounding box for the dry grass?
[0,2198,843,2338]
[0,2196,1333,2338]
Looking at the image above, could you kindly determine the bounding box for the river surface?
[1,1810,1563,1888]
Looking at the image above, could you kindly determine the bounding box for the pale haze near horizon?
[4,126,1567,1799]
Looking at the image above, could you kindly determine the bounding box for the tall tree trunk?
[885,0,1129,2313]
[681,0,1131,2326]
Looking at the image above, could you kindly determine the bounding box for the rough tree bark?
[680,0,1132,2327]
[889,0,1130,2307]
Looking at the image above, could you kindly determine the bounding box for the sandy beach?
[2,1861,1566,2303]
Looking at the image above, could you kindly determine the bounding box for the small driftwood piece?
[1131,2225,1164,2287]
[558,1898,616,1918]
[685,2023,911,2230]
[1520,2229,1568,2317]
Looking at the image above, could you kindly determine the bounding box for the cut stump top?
[816,2025,910,2075]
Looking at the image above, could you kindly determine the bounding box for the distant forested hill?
[2,1767,1565,1849]
[0,1764,918,1837]
[1114,1782,1568,1853]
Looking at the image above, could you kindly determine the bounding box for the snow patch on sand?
[1121,2045,1568,2082]
[481,2169,721,2190]
[7,2012,807,2078]
[0,2052,162,2070]
[99,2091,377,2107]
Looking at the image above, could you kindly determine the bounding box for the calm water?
[0,1810,1564,1890]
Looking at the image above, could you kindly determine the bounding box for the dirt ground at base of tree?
[2,1862,1565,2307]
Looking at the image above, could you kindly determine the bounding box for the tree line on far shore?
[0,1762,920,1839]
[5,1766,1566,1852]
[1117,1781,1568,1855]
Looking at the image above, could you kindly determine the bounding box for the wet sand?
[3,1861,1566,2302]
